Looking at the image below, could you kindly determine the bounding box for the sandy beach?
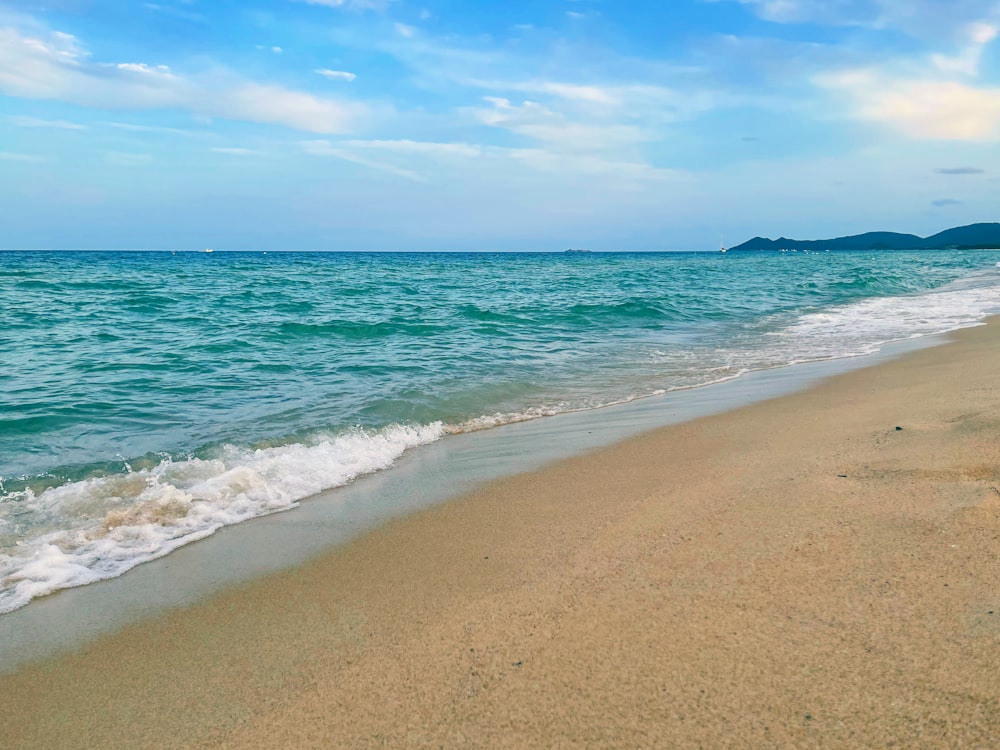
[2,321,999,748]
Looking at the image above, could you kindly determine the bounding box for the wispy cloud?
[931,198,962,206]
[732,0,879,26]
[0,23,366,134]
[815,14,1000,141]
[930,21,997,76]
[6,114,85,129]
[936,166,985,174]
[363,15,731,168]
[116,62,174,75]
[733,0,1000,38]
[460,78,708,117]
[474,96,650,152]
[341,139,482,157]
[103,121,201,136]
[301,136,679,187]
[333,20,713,189]
[302,139,426,181]
[316,69,357,81]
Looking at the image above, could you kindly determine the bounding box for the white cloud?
[342,139,481,157]
[930,21,998,75]
[218,83,360,133]
[343,24,692,183]
[491,80,715,122]
[302,139,426,181]
[103,121,200,136]
[474,96,649,152]
[819,71,1000,140]
[6,115,84,129]
[394,22,416,38]
[932,53,980,76]
[521,81,617,105]
[316,68,357,81]
[734,0,1000,40]
[301,137,678,187]
[969,19,1000,44]
[457,78,609,108]
[873,0,1000,38]
[0,23,364,134]
[370,25,717,152]
[115,62,173,75]
[815,11,1000,140]
[734,0,874,25]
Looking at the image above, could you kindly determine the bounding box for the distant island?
[728,222,1000,252]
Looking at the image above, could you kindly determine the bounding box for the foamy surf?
[0,423,444,614]
[770,271,1000,361]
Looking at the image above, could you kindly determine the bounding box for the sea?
[3,248,1000,615]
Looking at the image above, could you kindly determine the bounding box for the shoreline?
[5,249,1000,629]
[0,331,950,673]
[2,320,1000,746]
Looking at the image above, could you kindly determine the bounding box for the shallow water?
[3,248,1000,612]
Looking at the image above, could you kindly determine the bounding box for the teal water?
[3,248,1000,612]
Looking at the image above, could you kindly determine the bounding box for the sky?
[1,0,999,250]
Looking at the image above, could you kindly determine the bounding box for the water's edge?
[0,329,958,675]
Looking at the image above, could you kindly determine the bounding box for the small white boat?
[203,248,214,254]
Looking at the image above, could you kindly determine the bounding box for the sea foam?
[771,270,1000,361]
[0,423,443,614]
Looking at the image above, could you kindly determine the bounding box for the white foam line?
[0,423,443,614]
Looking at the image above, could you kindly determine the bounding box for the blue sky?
[1,0,999,250]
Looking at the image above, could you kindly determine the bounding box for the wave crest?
[0,422,443,614]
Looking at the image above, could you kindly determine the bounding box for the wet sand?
[1,321,999,748]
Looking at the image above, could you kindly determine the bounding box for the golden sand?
[1,322,998,748]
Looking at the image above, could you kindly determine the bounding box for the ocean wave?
[770,270,1000,360]
[4,253,1000,615]
[0,422,443,614]
[444,404,573,433]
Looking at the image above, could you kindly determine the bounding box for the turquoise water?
[3,248,1000,612]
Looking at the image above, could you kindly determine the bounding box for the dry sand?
[1,322,999,748]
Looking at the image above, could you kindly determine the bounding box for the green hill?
[729,223,1000,252]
